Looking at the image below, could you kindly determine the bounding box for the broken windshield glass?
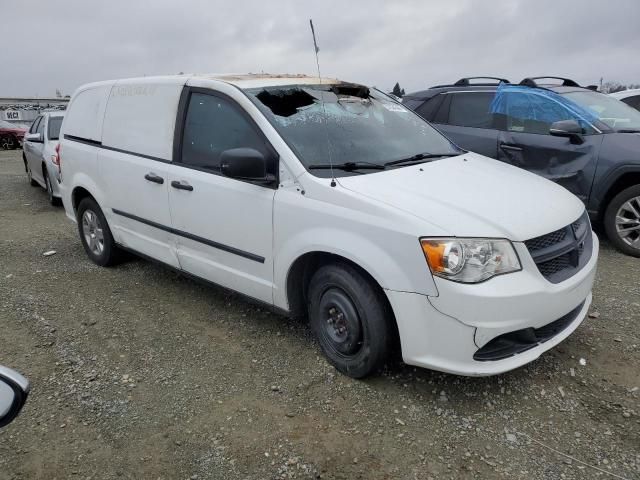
[246,84,460,177]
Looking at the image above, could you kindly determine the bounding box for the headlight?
[420,238,521,283]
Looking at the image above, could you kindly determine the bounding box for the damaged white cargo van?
[58,74,599,378]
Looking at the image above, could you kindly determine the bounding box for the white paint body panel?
[98,78,183,267]
[58,73,599,377]
[102,77,185,161]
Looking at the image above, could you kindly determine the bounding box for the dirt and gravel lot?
[0,149,638,480]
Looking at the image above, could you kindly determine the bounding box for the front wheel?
[307,263,393,378]
[76,197,121,266]
[604,185,640,257]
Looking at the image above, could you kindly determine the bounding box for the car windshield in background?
[563,91,640,131]
[48,116,63,140]
[246,84,460,176]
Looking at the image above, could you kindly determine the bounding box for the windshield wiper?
[384,152,461,167]
[308,162,386,171]
[617,129,640,133]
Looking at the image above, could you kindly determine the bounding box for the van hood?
[336,153,585,241]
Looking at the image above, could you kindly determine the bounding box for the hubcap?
[615,196,640,249]
[319,288,363,356]
[82,209,105,256]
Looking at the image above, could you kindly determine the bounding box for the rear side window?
[447,92,495,128]
[180,92,269,171]
[48,117,63,140]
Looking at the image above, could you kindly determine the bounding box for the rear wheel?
[307,263,392,378]
[0,135,10,150]
[77,197,121,266]
[604,185,640,257]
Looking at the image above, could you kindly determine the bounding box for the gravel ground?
[0,149,638,480]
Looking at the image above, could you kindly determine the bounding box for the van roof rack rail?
[519,77,581,88]
[453,77,511,86]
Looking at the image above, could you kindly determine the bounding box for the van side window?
[447,92,495,129]
[180,93,268,171]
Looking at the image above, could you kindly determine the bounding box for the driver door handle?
[500,143,523,152]
[171,180,194,191]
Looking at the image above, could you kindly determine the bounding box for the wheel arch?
[599,166,640,220]
[71,186,97,214]
[593,166,640,221]
[284,250,401,351]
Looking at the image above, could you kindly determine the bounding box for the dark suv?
[404,76,640,257]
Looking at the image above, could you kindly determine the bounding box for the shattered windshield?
[246,84,460,176]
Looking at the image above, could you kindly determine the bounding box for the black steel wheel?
[308,262,392,378]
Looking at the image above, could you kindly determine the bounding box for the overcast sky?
[3,0,639,97]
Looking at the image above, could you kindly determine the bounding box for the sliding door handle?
[144,172,164,184]
[171,180,194,191]
[500,143,523,152]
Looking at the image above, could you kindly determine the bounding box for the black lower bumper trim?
[473,301,586,362]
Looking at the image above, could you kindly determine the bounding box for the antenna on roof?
[309,19,336,187]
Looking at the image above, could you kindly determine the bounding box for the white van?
[58,74,599,378]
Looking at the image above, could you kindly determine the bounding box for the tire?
[76,197,121,266]
[307,262,393,378]
[24,158,38,187]
[43,169,61,206]
[604,184,640,257]
[0,135,10,150]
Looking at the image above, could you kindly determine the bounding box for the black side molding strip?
[63,134,102,147]
[111,208,265,264]
[63,134,171,164]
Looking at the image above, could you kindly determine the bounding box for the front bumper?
[386,233,599,376]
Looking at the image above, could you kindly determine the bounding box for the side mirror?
[0,366,29,428]
[549,120,585,144]
[220,148,271,182]
[25,132,43,143]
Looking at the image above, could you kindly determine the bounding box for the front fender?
[273,226,437,311]
[589,163,640,215]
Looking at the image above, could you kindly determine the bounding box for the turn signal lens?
[420,238,521,283]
